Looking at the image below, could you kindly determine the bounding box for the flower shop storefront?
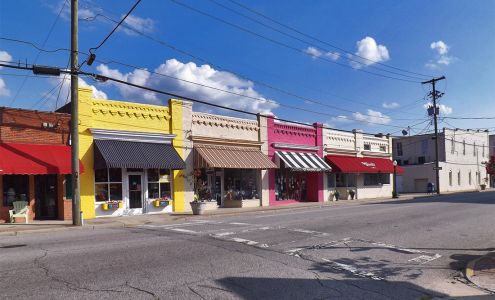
[193,143,276,209]
[325,155,403,200]
[92,130,186,217]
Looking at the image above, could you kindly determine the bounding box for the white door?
[128,173,144,214]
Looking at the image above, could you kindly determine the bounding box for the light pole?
[392,160,398,198]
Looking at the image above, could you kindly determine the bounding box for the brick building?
[0,107,76,222]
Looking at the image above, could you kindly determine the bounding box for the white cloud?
[0,78,10,97]
[424,102,453,115]
[426,40,455,69]
[96,59,278,114]
[350,37,390,69]
[0,50,12,97]
[382,102,399,109]
[329,115,353,124]
[303,46,340,61]
[121,14,155,35]
[430,41,449,55]
[79,77,108,99]
[0,50,13,66]
[353,109,391,125]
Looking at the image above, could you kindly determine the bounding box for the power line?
[225,0,432,79]
[207,0,427,81]
[79,12,428,118]
[88,0,142,54]
[167,0,421,83]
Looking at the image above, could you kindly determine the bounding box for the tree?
[484,155,495,176]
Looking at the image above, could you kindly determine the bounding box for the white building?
[323,129,398,200]
[393,128,489,193]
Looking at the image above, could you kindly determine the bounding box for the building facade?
[0,107,75,222]
[393,128,489,193]
[323,128,398,200]
[489,134,495,188]
[267,118,331,206]
[188,111,275,210]
[70,87,191,219]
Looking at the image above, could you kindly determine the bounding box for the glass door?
[34,175,58,220]
[128,174,143,209]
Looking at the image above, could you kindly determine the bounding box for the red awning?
[0,143,84,175]
[325,155,404,174]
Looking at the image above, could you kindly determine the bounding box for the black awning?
[94,139,185,170]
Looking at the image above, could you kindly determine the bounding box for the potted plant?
[334,190,340,201]
[348,189,356,200]
[190,175,210,215]
[153,196,171,207]
[190,194,207,215]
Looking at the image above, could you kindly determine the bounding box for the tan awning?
[194,144,276,169]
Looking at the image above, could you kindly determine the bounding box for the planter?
[101,201,122,211]
[190,201,207,215]
[153,200,170,207]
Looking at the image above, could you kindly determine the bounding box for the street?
[1,191,494,299]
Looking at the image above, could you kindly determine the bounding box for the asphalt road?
[1,191,494,299]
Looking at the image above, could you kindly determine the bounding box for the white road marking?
[169,228,199,234]
[289,228,329,236]
[323,259,384,281]
[213,232,236,237]
[228,222,252,226]
[408,254,442,264]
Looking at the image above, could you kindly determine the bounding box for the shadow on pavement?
[364,191,495,205]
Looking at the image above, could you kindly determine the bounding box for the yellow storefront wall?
[77,87,187,219]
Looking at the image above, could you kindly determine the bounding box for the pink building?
[266,117,331,206]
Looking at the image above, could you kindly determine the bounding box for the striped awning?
[194,144,276,169]
[276,151,332,172]
[94,139,185,170]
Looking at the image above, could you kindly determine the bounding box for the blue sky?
[0,0,494,134]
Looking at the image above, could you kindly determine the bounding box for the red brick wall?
[0,107,70,145]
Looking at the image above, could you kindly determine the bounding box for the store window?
[3,175,29,206]
[224,169,258,200]
[364,173,390,186]
[327,173,336,188]
[64,174,72,200]
[336,173,356,187]
[418,156,426,164]
[95,168,122,202]
[275,169,307,201]
[147,169,172,200]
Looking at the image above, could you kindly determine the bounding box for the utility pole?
[71,0,81,226]
[422,76,445,195]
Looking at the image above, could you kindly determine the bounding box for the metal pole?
[393,165,398,198]
[71,0,81,226]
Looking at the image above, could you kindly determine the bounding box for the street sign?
[433,167,443,170]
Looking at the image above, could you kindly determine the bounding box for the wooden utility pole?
[71,0,81,226]
[422,76,445,195]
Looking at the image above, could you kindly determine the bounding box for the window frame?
[2,175,29,207]
[94,168,123,203]
[147,169,173,200]
[396,142,403,156]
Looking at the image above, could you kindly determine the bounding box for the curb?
[465,255,495,293]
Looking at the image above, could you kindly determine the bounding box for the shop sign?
[361,162,376,168]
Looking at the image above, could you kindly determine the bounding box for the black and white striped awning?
[275,151,332,172]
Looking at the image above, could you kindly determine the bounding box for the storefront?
[66,87,191,219]
[193,143,276,209]
[91,131,185,217]
[267,118,331,205]
[325,155,403,200]
[0,143,81,222]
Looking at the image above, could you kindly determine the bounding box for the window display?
[224,169,258,200]
[2,175,29,206]
[275,169,308,201]
[95,168,122,202]
[147,169,172,200]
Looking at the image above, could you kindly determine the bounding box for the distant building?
[489,134,495,187]
[392,128,489,193]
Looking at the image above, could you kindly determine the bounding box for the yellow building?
[68,87,192,219]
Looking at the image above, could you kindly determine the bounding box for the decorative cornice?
[324,148,358,155]
[92,100,170,120]
[190,135,262,147]
[272,143,319,151]
[361,150,392,157]
[91,128,176,144]
[192,112,259,131]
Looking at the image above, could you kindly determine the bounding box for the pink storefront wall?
[267,117,324,206]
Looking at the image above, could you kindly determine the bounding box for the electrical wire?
[225,0,432,79]
[167,0,422,83]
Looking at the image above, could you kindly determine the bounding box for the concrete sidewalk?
[0,191,481,236]
[466,252,495,293]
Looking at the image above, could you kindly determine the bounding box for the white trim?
[272,143,319,151]
[91,128,176,144]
